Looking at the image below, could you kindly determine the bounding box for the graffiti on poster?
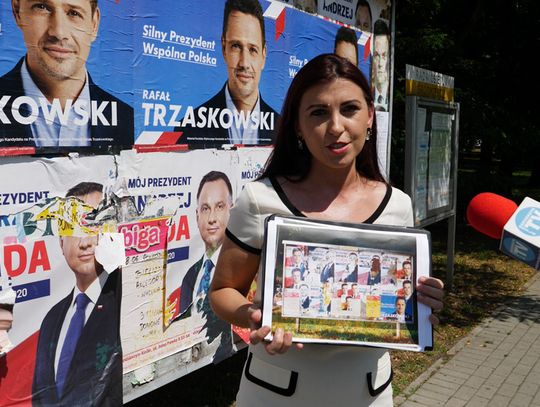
[120,217,171,373]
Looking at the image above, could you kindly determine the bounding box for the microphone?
[466,192,518,239]
[466,193,540,269]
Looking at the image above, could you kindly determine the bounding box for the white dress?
[226,177,413,406]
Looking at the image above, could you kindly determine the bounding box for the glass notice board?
[405,97,460,227]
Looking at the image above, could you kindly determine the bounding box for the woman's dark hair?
[259,53,384,183]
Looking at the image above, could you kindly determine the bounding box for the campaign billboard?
[0,155,121,405]
[0,148,271,405]
[0,0,393,156]
[133,0,379,148]
[0,0,133,153]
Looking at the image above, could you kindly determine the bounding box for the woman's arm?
[210,236,301,354]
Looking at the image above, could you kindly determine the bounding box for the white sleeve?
[226,183,264,254]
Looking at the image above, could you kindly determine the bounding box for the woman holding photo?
[210,54,444,405]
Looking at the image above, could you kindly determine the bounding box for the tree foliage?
[391,0,540,192]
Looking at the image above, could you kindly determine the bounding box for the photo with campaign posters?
[262,215,433,352]
[280,242,414,323]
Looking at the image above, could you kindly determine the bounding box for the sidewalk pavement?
[395,272,540,407]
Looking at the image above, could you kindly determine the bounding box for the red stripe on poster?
[0,331,39,407]
[156,132,183,145]
[0,147,36,157]
[134,144,189,153]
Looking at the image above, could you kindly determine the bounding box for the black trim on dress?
[364,184,392,224]
[270,177,392,224]
[367,368,393,397]
[225,229,261,255]
[269,177,305,217]
[244,352,298,397]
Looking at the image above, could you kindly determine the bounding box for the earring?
[297,138,304,150]
[366,128,372,141]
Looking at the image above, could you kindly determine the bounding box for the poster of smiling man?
[0,0,134,153]
[133,0,372,149]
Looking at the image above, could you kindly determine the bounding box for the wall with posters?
[0,0,394,404]
[0,0,393,153]
[0,149,271,405]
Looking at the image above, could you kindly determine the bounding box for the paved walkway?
[395,273,540,407]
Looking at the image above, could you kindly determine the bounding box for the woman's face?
[296,78,373,174]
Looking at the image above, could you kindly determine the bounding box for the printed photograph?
[261,215,433,350]
[276,241,417,345]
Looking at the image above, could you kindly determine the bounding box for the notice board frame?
[404,96,460,288]
[405,96,460,227]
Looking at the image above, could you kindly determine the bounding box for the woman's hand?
[416,276,444,325]
[248,306,303,355]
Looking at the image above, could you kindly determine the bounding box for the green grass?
[273,314,416,344]
[390,222,535,394]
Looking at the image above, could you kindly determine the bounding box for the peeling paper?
[5,196,113,243]
[0,305,14,355]
[38,197,106,235]
[0,273,16,305]
[0,288,16,306]
[95,233,127,274]
[141,195,183,219]
[130,363,156,385]
[1,183,180,245]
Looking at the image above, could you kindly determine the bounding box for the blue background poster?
[0,0,134,151]
[0,0,371,150]
[133,0,370,147]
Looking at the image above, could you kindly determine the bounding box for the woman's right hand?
[247,306,303,355]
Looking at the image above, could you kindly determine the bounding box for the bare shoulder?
[367,179,388,194]
[363,180,388,203]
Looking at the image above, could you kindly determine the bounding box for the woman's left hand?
[416,276,444,325]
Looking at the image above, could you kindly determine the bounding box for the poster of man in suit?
[135,0,386,148]
[32,182,122,407]
[165,170,235,363]
[0,0,133,151]
[0,155,120,405]
[173,0,280,148]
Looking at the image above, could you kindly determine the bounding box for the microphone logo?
[515,207,540,237]
[502,237,536,263]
